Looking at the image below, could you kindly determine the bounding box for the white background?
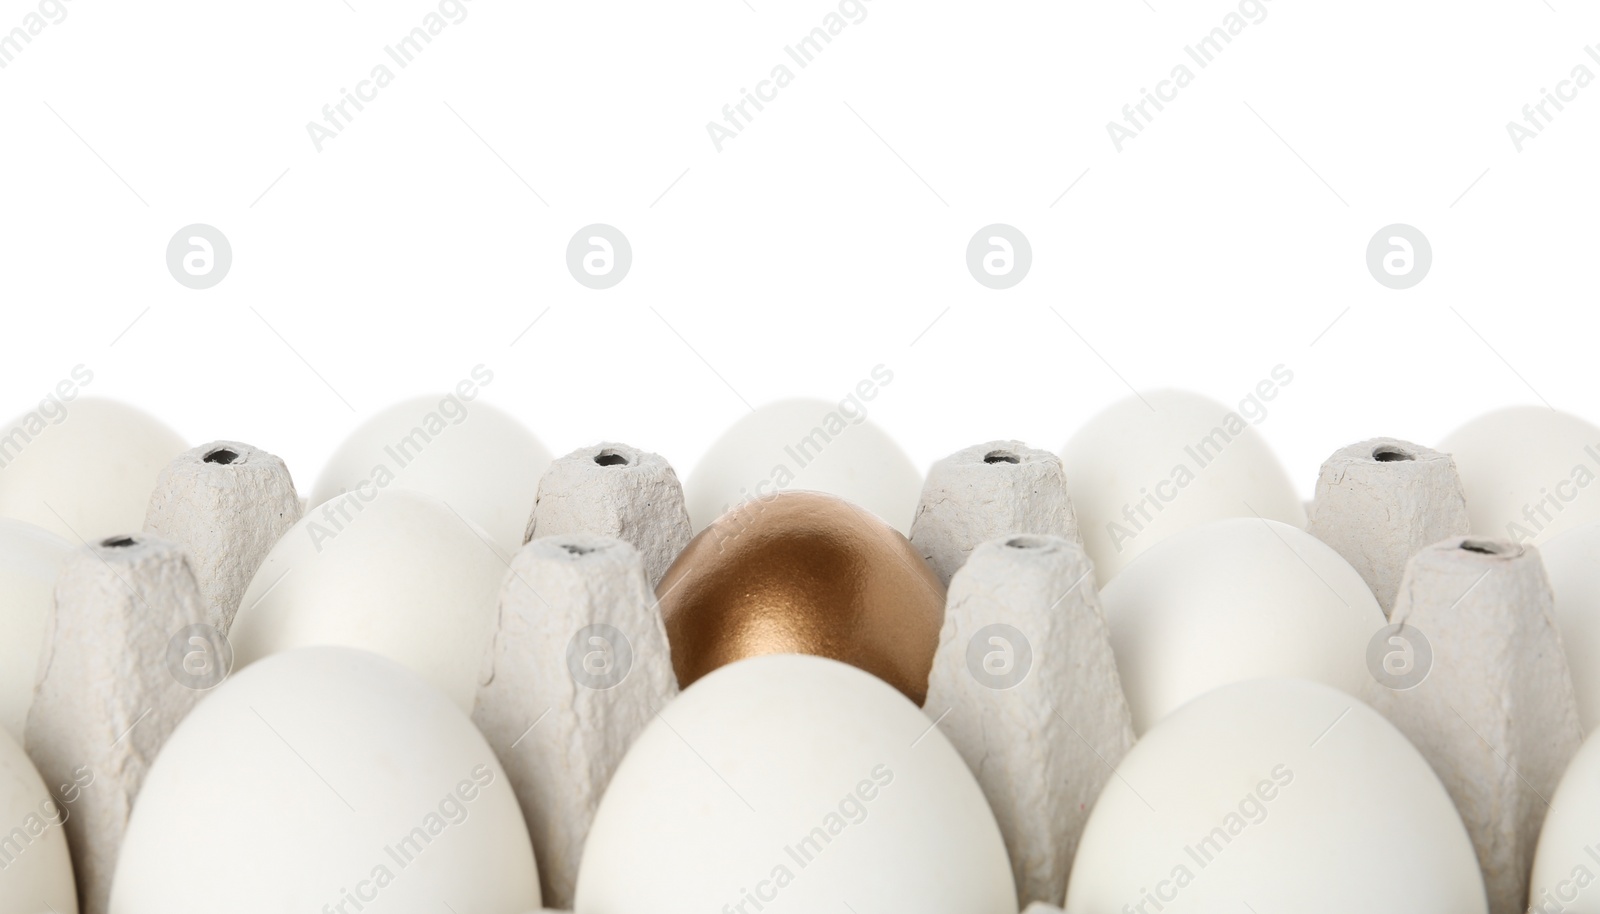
[3,0,1598,499]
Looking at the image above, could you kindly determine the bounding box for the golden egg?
[656,489,945,705]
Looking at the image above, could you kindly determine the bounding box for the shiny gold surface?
[657,490,945,705]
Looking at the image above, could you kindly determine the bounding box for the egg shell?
[109,645,540,913]
[230,488,505,711]
[0,519,72,741]
[1060,389,1305,584]
[1530,730,1600,914]
[573,654,1017,914]
[1541,519,1600,731]
[0,398,186,544]
[0,726,77,913]
[684,398,922,534]
[657,490,945,705]
[311,394,551,558]
[1064,678,1487,914]
[1440,405,1600,547]
[1099,517,1386,733]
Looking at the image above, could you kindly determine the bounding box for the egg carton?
[3,394,1600,914]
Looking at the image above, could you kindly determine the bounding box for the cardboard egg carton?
[13,428,1594,914]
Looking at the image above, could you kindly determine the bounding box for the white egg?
[574,654,1016,914]
[311,393,551,557]
[0,398,185,543]
[1064,678,1486,914]
[685,398,921,534]
[0,726,77,913]
[1099,517,1385,733]
[0,520,72,742]
[1535,519,1600,731]
[1060,388,1305,584]
[1530,730,1600,913]
[230,488,505,711]
[109,646,539,913]
[1440,406,1600,547]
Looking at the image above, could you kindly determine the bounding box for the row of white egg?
[6,641,1594,914]
[2,390,1600,912]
